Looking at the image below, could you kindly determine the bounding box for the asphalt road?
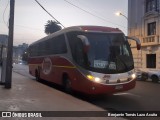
[12,64,160,119]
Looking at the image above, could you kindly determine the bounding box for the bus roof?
[30,26,122,46]
[63,25,122,32]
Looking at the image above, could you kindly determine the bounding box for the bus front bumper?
[86,79,136,95]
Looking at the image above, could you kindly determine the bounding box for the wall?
[128,0,160,70]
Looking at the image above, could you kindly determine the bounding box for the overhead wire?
[14,24,42,31]
[34,0,65,28]
[0,1,42,32]
[2,0,9,28]
[63,0,126,28]
[74,0,126,24]
[0,21,43,32]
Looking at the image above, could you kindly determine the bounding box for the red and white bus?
[28,26,141,95]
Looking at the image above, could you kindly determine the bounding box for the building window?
[146,0,158,12]
[146,54,156,68]
[148,22,156,35]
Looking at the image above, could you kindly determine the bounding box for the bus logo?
[103,75,110,80]
[42,58,52,75]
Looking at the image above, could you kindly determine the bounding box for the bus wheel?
[64,78,72,93]
[151,75,159,83]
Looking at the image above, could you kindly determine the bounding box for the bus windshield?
[67,32,134,74]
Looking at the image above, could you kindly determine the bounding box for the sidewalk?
[0,71,126,120]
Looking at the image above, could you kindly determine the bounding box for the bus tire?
[151,75,159,83]
[63,75,72,93]
[35,70,40,81]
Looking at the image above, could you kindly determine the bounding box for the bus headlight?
[131,73,136,79]
[87,75,101,83]
[95,77,101,82]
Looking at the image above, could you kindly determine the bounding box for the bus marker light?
[87,75,94,81]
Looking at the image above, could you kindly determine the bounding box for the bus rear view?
[28,26,141,95]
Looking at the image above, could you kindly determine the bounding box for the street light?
[115,11,129,35]
[115,11,128,20]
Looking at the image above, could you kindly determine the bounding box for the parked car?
[136,70,148,81]
[147,70,160,83]
[136,69,160,83]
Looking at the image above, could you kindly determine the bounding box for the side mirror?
[126,36,141,50]
[77,35,90,53]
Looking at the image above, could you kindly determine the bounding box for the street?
[12,64,160,119]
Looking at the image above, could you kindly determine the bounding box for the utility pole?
[5,0,15,88]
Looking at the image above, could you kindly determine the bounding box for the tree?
[45,20,62,35]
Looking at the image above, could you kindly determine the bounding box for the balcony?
[145,0,159,17]
[142,35,159,46]
[144,11,159,19]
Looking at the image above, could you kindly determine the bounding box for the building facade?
[0,34,8,45]
[0,35,28,64]
[13,43,28,63]
[128,0,160,70]
[0,34,8,64]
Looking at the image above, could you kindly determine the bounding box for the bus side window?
[49,35,67,55]
[53,35,67,54]
[39,42,47,56]
[33,44,38,57]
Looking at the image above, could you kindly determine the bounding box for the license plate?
[115,85,123,90]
